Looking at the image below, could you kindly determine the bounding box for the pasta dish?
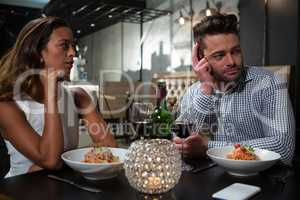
[83,147,119,163]
[227,144,258,160]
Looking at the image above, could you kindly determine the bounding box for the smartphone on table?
[212,183,261,200]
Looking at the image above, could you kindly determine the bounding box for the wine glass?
[171,121,195,171]
[131,102,154,139]
[131,102,154,122]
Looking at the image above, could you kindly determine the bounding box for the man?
[174,14,295,165]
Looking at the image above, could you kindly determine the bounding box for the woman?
[0,16,117,176]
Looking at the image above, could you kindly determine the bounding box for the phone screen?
[212,183,261,200]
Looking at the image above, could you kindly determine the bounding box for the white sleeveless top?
[5,84,79,176]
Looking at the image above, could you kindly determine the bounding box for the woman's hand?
[40,69,65,113]
[40,69,64,96]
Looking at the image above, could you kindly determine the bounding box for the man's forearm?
[178,87,214,131]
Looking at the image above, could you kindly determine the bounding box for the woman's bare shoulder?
[0,101,27,134]
[0,101,22,112]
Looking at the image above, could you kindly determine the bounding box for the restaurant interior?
[0,0,299,198]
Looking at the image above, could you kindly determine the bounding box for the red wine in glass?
[171,121,194,138]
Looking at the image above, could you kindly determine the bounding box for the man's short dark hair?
[193,13,239,43]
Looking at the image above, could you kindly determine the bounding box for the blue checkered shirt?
[177,66,295,165]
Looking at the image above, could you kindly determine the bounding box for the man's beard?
[213,64,243,91]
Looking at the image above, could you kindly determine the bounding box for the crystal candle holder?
[124,139,181,194]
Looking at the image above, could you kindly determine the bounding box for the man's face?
[202,33,243,83]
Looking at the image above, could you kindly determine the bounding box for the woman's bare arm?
[0,101,63,170]
[0,70,65,170]
[73,88,117,147]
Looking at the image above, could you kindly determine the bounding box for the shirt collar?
[239,66,255,83]
[231,66,256,93]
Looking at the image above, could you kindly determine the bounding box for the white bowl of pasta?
[207,145,281,176]
[61,147,128,180]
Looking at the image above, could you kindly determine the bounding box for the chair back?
[98,81,155,120]
[152,71,197,104]
[262,65,292,85]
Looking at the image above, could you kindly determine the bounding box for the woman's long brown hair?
[0,16,70,101]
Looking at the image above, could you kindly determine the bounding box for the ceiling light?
[72,5,88,16]
[174,4,195,26]
[179,10,185,25]
[123,8,132,14]
[95,6,102,12]
[76,30,81,34]
[110,7,118,12]
[204,1,218,16]
[198,0,219,18]
[206,9,212,16]
[90,23,95,27]
[75,45,79,52]
[77,5,88,13]
[108,15,113,18]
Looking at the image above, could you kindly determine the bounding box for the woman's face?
[41,26,75,80]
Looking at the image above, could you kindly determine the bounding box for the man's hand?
[192,42,215,95]
[173,133,208,158]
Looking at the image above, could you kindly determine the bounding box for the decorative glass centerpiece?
[124,139,181,194]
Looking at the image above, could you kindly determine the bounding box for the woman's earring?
[40,58,44,64]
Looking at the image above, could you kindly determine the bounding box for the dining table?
[0,158,299,200]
